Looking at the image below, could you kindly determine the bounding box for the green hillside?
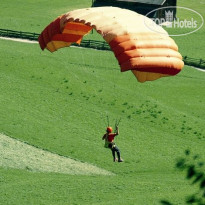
[0,0,92,33]
[0,38,204,204]
[0,0,205,204]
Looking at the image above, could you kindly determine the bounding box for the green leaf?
[187,166,196,179]
[186,195,196,203]
[192,173,204,184]
[200,179,205,189]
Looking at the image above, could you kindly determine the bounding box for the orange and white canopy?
[38,7,184,83]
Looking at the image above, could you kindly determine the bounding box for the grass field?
[0,0,205,204]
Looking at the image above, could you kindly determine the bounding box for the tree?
[161,149,205,205]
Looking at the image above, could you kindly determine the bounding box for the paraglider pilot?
[102,126,123,162]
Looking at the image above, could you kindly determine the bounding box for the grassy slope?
[0,39,204,204]
[0,0,92,33]
[0,0,205,204]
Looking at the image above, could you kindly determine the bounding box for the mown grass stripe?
[0,133,114,176]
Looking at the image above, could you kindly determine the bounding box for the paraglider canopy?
[38,7,184,83]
